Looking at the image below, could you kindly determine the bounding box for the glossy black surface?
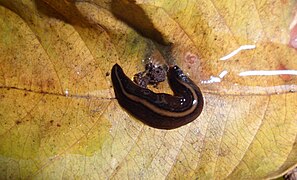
[111,63,203,130]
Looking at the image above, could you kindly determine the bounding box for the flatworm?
[111,63,203,130]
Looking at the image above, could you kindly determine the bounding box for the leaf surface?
[0,0,296,179]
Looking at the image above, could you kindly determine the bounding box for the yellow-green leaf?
[0,0,296,179]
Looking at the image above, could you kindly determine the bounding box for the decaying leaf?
[0,0,296,179]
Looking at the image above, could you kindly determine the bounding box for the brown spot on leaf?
[15,120,22,125]
[278,64,292,81]
[184,52,199,70]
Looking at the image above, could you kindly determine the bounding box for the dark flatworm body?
[111,63,204,130]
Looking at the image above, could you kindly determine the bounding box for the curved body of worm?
[111,63,204,130]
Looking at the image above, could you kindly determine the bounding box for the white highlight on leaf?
[201,70,228,84]
[218,70,228,78]
[239,70,297,76]
[220,45,256,60]
[65,89,69,96]
[289,12,297,30]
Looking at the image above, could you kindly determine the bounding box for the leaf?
[0,0,297,179]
